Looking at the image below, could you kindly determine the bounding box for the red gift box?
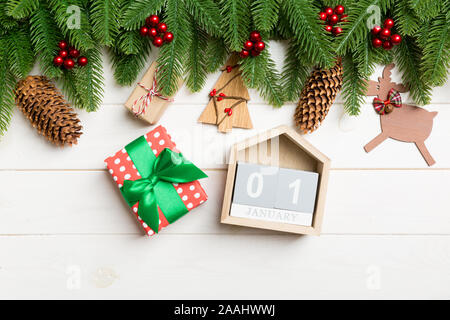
[104,125,208,236]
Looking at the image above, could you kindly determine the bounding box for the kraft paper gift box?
[105,125,208,236]
[125,62,183,125]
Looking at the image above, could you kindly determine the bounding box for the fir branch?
[336,0,393,55]
[420,13,450,87]
[185,0,221,36]
[395,38,432,105]
[240,51,267,88]
[205,37,228,73]
[47,0,95,50]
[353,38,390,77]
[394,0,420,36]
[121,0,165,30]
[157,0,191,96]
[282,0,334,67]
[0,1,19,32]
[7,27,35,78]
[342,55,367,116]
[219,0,251,51]
[90,0,121,46]
[116,29,149,55]
[185,18,208,92]
[258,52,284,107]
[29,2,63,78]
[110,48,150,86]
[408,0,443,21]
[0,37,16,137]
[252,0,280,32]
[6,0,38,19]
[282,40,310,102]
[71,47,104,111]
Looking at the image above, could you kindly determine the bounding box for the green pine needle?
[110,48,150,86]
[205,37,229,73]
[185,18,208,92]
[29,2,63,78]
[408,0,444,21]
[121,0,165,30]
[0,37,16,137]
[395,38,432,105]
[156,0,191,97]
[394,0,420,36]
[219,0,251,51]
[282,41,310,102]
[252,0,280,32]
[342,55,367,116]
[47,0,95,50]
[185,0,221,36]
[90,0,121,46]
[282,0,334,67]
[7,27,35,78]
[117,29,149,55]
[6,0,38,19]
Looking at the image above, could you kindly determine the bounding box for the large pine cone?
[15,76,82,146]
[294,59,343,134]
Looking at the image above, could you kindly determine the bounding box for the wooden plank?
[1,103,449,170]
[0,170,449,235]
[0,234,449,299]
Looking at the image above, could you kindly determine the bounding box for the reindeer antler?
[365,64,409,100]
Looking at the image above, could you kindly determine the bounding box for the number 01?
[289,179,301,205]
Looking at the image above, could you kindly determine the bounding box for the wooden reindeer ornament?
[364,64,438,166]
[198,54,251,133]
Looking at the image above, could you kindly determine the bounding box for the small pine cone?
[294,59,343,134]
[15,75,82,146]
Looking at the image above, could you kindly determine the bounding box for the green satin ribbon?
[120,136,207,233]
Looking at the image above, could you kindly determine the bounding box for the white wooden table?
[1,45,449,299]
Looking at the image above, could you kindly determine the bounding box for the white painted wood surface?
[0,44,449,299]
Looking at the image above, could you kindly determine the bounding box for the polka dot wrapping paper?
[104,125,208,236]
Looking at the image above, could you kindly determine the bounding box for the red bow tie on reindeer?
[364,64,438,167]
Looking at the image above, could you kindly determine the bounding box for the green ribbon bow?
[120,136,207,233]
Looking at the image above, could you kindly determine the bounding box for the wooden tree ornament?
[364,64,438,166]
[198,55,251,133]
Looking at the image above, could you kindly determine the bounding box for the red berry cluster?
[240,31,265,58]
[140,15,174,47]
[371,18,402,50]
[53,41,88,69]
[319,5,347,36]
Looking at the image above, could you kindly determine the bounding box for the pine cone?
[15,75,82,146]
[294,59,343,134]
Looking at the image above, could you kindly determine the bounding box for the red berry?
[319,12,328,21]
[226,66,233,73]
[382,40,394,50]
[217,97,223,101]
[254,41,265,52]
[210,89,217,97]
[371,25,382,35]
[249,31,262,42]
[380,28,391,40]
[243,40,254,50]
[146,15,159,27]
[153,37,164,47]
[250,49,261,57]
[332,27,343,35]
[140,26,149,36]
[384,18,395,29]
[219,93,226,97]
[157,22,167,34]
[64,58,75,69]
[340,14,348,22]
[59,49,68,58]
[328,14,339,25]
[163,32,174,43]
[53,56,64,67]
[69,48,80,58]
[372,38,383,48]
[149,28,158,38]
[325,25,333,32]
[58,40,68,50]
[334,5,345,15]
[240,49,250,58]
[391,34,402,45]
[227,109,233,116]
[325,7,334,16]
[77,56,88,67]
